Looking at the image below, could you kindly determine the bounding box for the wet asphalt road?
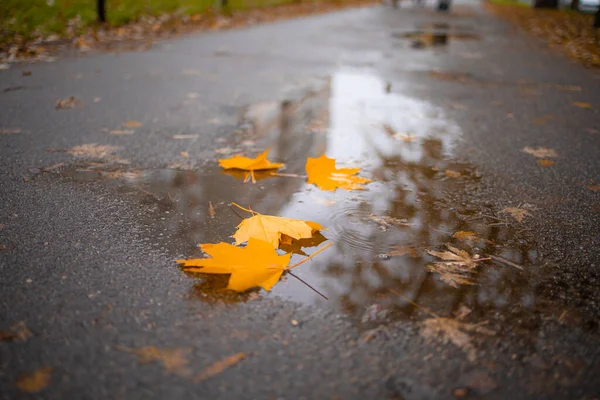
[1,0,600,398]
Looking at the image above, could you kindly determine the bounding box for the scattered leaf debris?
[117,345,191,376]
[55,96,83,110]
[0,128,22,135]
[195,352,247,382]
[208,202,216,218]
[384,245,418,258]
[586,184,600,192]
[522,147,557,159]
[16,367,53,393]
[67,144,121,159]
[502,207,530,223]
[122,120,142,128]
[536,159,555,167]
[109,129,135,135]
[573,102,592,109]
[444,169,462,178]
[427,245,487,288]
[0,321,32,342]
[421,317,493,361]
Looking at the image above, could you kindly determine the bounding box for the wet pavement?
[1,0,600,399]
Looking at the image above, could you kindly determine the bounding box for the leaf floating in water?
[573,102,592,109]
[178,238,292,292]
[219,149,283,183]
[421,317,493,361]
[122,120,142,128]
[194,353,247,382]
[305,154,371,191]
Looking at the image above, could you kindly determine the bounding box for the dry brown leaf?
[0,128,22,135]
[453,231,478,242]
[502,207,530,223]
[421,318,493,361]
[118,346,191,375]
[522,147,557,159]
[173,134,199,140]
[195,352,246,382]
[208,202,216,218]
[67,144,121,159]
[586,184,600,192]
[573,102,592,109]
[444,169,462,178]
[0,321,32,342]
[122,120,142,128]
[55,96,83,110]
[16,367,53,393]
[109,129,135,135]
[180,151,190,158]
[536,159,555,167]
[384,245,417,258]
[427,245,484,288]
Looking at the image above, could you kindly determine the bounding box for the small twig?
[287,271,328,300]
[228,205,245,221]
[487,222,510,226]
[286,242,333,270]
[251,170,256,184]
[489,255,524,270]
[388,289,439,319]
[429,225,452,235]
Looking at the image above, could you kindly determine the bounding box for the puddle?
[54,70,548,327]
[394,30,480,49]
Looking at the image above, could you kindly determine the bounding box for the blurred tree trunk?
[533,0,558,8]
[570,0,579,10]
[97,0,106,22]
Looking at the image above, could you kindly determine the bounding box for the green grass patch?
[1,0,309,42]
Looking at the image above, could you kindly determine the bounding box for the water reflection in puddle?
[394,30,480,49]
[59,70,540,322]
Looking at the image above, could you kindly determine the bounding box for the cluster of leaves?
[487,1,600,68]
[177,149,371,293]
[1,0,377,64]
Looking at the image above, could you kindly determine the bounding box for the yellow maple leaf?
[219,149,283,182]
[305,154,371,191]
[232,203,323,248]
[177,238,291,291]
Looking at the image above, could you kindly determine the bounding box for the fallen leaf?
[384,245,418,258]
[427,245,485,288]
[122,120,142,128]
[556,85,581,92]
[452,231,475,241]
[117,346,191,375]
[178,238,292,291]
[180,151,190,158]
[55,96,83,109]
[586,184,600,192]
[0,321,32,342]
[536,159,555,167]
[173,134,199,139]
[444,169,462,178]
[573,102,591,109]
[67,144,121,159]
[421,317,493,361]
[0,128,22,135]
[219,150,283,181]
[208,202,216,217]
[522,146,557,159]
[16,367,53,393]
[502,207,530,223]
[232,205,323,248]
[358,213,411,229]
[109,129,135,135]
[195,353,246,382]
[306,154,371,191]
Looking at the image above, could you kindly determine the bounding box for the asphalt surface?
[1,1,600,399]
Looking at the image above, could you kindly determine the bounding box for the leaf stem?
[286,242,332,270]
[230,202,255,214]
[287,271,328,300]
